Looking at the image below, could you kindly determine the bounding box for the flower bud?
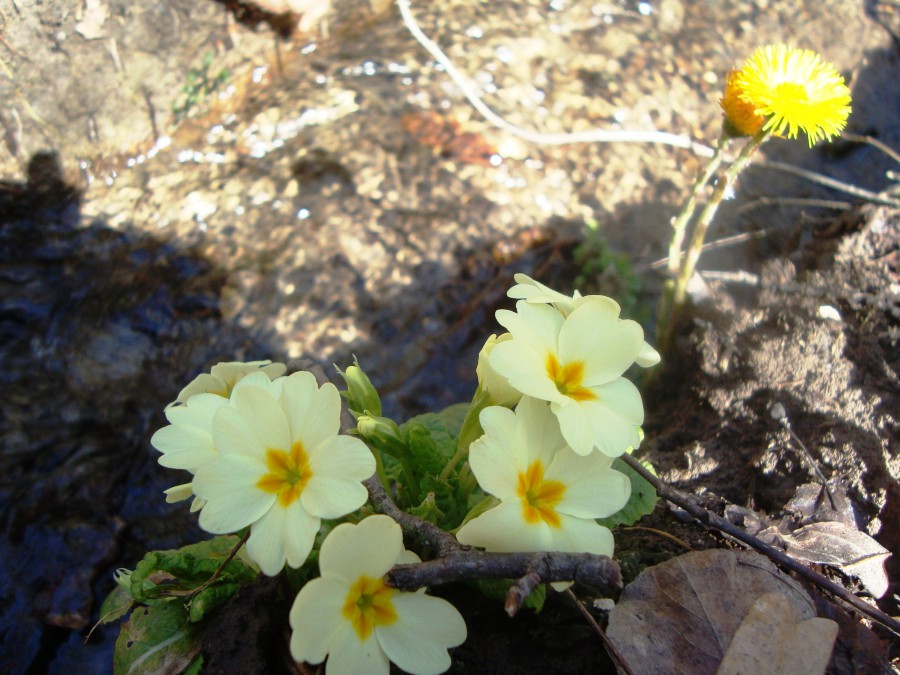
[113,568,132,590]
[356,414,406,455]
[476,334,522,407]
[337,359,382,417]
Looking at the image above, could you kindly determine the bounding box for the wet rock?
[0,161,279,670]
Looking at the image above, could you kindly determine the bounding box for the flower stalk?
[672,128,770,307]
[666,131,731,279]
[439,387,491,482]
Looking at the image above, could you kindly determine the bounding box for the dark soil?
[646,202,898,553]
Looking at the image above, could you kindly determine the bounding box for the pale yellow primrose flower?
[153,371,284,511]
[290,515,467,675]
[475,333,522,407]
[721,44,851,146]
[191,371,375,576]
[489,298,646,457]
[456,397,629,555]
[507,274,660,367]
[169,359,287,407]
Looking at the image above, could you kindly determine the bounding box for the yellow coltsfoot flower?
[456,397,630,555]
[191,371,375,576]
[290,515,467,675]
[721,44,851,146]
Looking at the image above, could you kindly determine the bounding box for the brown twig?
[620,454,900,637]
[363,474,460,557]
[386,551,623,597]
[564,589,635,675]
[505,572,542,617]
[759,159,900,208]
[619,525,693,551]
[841,132,900,165]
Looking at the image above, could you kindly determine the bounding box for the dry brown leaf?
[606,549,824,674]
[780,521,891,598]
[716,591,838,675]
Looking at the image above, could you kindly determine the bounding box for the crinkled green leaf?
[188,581,244,623]
[130,535,257,607]
[98,584,135,625]
[596,458,658,529]
[403,422,446,476]
[426,474,471,529]
[475,579,547,612]
[113,601,200,675]
[404,403,469,457]
[402,409,473,529]
[409,491,445,524]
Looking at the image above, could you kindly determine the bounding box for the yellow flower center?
[546,354,596,402]
[773,81,808,107]
[256,442,312,507]
[517,461,565,528]
[341,575,398,640]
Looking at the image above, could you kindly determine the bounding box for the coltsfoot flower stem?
[672,128,771,307]
[657,132,730,342]
[666,132,731,279]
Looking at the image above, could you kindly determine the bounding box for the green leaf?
[129,535,257,608]
[409,491,444,524]
[401,405,474,528]
[402,422,445,475]
[182,654,204,675]
[524,582,547,612]
[475,579,547,612]
[404,403,469,457]
[596,458,658,529]
[188,581,245,623]
[113,602,200,675]
[98,584,135,625]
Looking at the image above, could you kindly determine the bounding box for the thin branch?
[386,550,622,595]
[619,454,900,637]
[734,196,852,217]
[364,474,460,557]
[160,529,252,599]
[759,159,900,208]
[396,0,713,157]
[841,132,900,166]
[505,572,542,617]
[564,589,635,675]
[620,525,693,551]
